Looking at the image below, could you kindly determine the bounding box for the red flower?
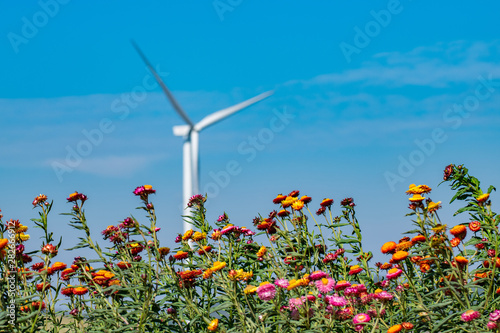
[320,198,334,207]
[469,221,481,232]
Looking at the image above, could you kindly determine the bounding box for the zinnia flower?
[461,309,480,322]
[315,277,335,293]
[256,282,276,301]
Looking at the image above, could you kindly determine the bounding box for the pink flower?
[353,313,371,324]
[257,283,276,301]
[326,294,347,307]
[334,280,351,291]
[490,310,500,322]
[288,297,304,310]
[309,270,328,281]
[386,268,403,280]
[375,291,393,301]
[275,278,289,289]
[488,321,498,330]
[461,309,480,322]
[315,277,335,293]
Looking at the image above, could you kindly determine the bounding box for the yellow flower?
[281,196,298,208]
[182,229,193,241]
[244,285,257,294]
[476,193,490,203]
[256,246,267,258]
[431,224,447,233]
[409,194,425,202]
[212,261,226,272]
[291,200,304,211]
[16,233,30,242]
[406,184,432,195]
[427,201,441,212]
[208,318,218,331]
[192,231,206,242]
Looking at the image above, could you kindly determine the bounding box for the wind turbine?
[132,41,273,233]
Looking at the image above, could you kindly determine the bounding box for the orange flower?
[412,234,426,243]
[203,269,213,279]
[381,241,397,254]
[208,318,218,331]
[51,262,67,272]
[380,262,392,270]
[159,247,170,257]
[387,324,402,333]
[469,221,481,232]
[61,268,75,281]
[427,201,441,212]
[409,194,425,202]
[455,256,469,266]
[173,251,189,260]
[476,193,490,203]
[450,237,461,247]
[73,286,89,295]
[420,263,431,273]
[211,229,222,240]
[299,195,312,204]
[0,239,8,250]
[117,261,132,269]
[391,251,408,262]
[406,184,431,195]
[402,322,414,330]
[36,283,50,292]
[244,285,258,294]
[450,225,467,239]
[396,241,413,252]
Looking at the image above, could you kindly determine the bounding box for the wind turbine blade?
[131,40,194,127]
[194,90,273,131]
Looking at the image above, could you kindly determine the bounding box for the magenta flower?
[490,310,500,322]
[288,297,304,310]
[275,278,289,289]
[375,291,393,301]
[257,283,276,301]
[488,321,498,330]
[461,309,480,322]
[315,277,335,293]
[353,313,371,324]
[326,294,347,307]
[309,270,328,281]
[334,280,351,291]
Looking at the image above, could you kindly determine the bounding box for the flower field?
[0,164,499,332]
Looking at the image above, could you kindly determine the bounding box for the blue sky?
[1,1,500,266]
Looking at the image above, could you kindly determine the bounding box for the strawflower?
[315,277,335,293]
[461,309,480,322]
[257,282,276,301]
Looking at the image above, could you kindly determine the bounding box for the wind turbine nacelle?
[173,125,191,137]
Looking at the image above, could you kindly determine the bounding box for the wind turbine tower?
[132,41,273,233]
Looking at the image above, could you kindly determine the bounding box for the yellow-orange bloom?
[73,286,88,295]
[291,200,304,211]
[450,225,467,238]
[203,269,213,279]
[476,193,490,203]
[244,285,258,294]
[395,241,413,252]
[0,239,8,250]
[391,251,408,262]
[409,194,425,202]
[208,318,218,331]
[406,184,432,195]
[381,241,397,254]
[287,277,309,291]
[256,246,267,258]
[427,201,442,212]
[455,256,469,265]
[51,262,67,272]
[182,229,193,241]
[387,324,403,333]
[281,196,297,208]
[212,261,226,272]
[191,231,206,242]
